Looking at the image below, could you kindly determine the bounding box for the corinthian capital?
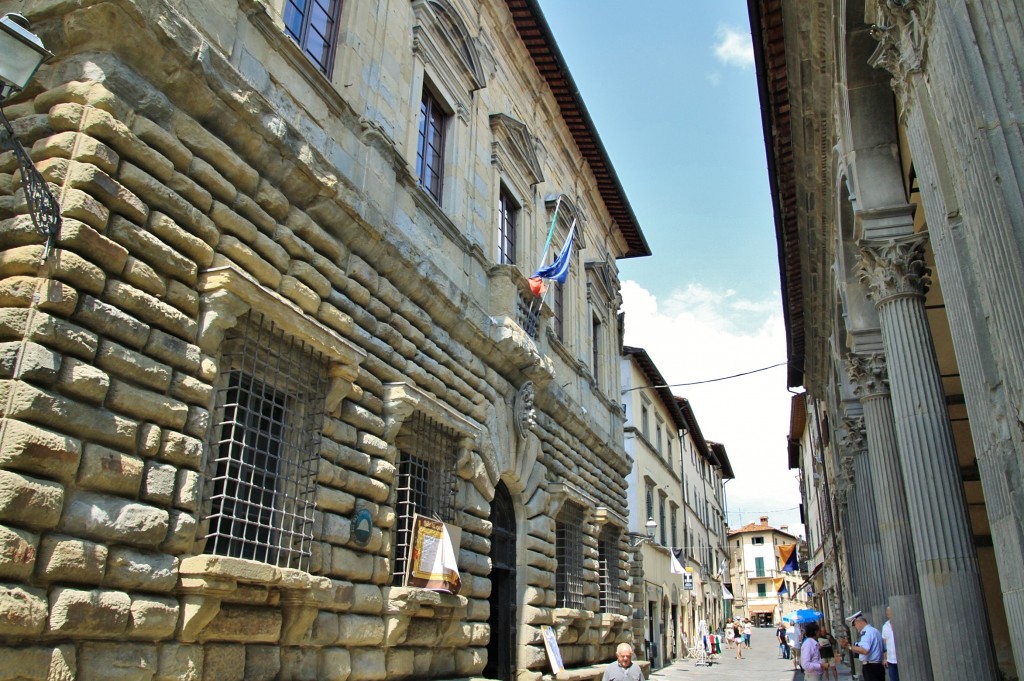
[837,416,867,458]
[846,353,890,400]
[856,234,930,304]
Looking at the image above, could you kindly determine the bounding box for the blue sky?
[538,1,804,536]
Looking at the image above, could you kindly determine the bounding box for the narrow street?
[650,628,858,681]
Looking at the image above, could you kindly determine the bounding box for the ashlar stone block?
[36,535,107,584]
[0,469,63,530]
[348,648,386,681]
[155,643,202,681]
[0,643,75,681]
[243,644,281,681]
[0,524,37,580]
[0,582,47,635]
[128,595,179,640]
[104,547,178,592]
[77,443,144,497]
[0,419,81,484]
[48,587,131,636]
[319,647,352,681]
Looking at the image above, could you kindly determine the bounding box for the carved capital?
[846,353,890,400]
[856,234,930,304]
[868,0,931,120]
[837,416,867,458]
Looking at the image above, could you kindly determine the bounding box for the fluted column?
[838,416,887,627]
[835,454,867,612]
[847,353,933,681]
[857,235,998,679]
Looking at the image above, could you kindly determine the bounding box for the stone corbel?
[197,264,366,416]
[382,381,483,446]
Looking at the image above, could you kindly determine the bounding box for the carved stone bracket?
[382,381,483,445]
[846,353,890,401]
[197,264,366,415]
[856,234,930,305]
[176,555,334,644]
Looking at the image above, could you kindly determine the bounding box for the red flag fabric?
[528,277,546,297]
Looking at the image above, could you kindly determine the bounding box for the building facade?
[0,0,651,679]
[620,346,687,670]
[727,517,807,626]
[751,0,1024,679]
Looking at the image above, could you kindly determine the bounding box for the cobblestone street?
[649,628,858,681]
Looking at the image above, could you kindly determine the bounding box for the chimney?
[780,525,789,533]
[759,516,769,524]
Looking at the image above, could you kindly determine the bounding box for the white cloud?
[621,280,804,537]
[713,25,754,69]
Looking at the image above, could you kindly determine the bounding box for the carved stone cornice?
[856,234,930,305]
[846,353,890,401]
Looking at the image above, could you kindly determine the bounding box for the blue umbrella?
[782,609,823,624]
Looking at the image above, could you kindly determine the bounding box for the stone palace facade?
[0,0,651,679]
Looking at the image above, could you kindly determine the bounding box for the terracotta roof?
[728,517,799,540]
[506,0,651,259]
[747,0,803,387]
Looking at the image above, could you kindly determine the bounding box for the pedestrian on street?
[818,624,838,681]
[602,642,643,681]
[777,621,789,659]
[743,619,753,648]
[786,620,802,671]
[801,622,824,681]
[882,607,899,681]
[840,611,885,681]
[724,620,735,649]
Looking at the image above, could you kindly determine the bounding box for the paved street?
[649,627,858,681]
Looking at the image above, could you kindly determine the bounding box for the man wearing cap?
[840,612,885,681]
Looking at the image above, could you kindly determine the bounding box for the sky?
[538,1,805,537]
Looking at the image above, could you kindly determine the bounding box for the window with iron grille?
[204,312,328,571]
[498,187,517,265]
[598,527,619,614]
[555,502,585,609]
[392,410,459,585]
[417,87,446,204]
[284,0,342,75]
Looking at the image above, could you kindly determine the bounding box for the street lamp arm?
[1,100,61,260]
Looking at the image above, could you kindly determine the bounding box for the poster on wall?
[405,514,462,594]
[541,625,565,674]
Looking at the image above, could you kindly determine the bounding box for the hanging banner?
[405,514,462,594]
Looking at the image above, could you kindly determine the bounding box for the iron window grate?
[204,312,328,571]
[517,291,541,340]
[393,411,459,584]
[556,502,585,609]
[598,528,620,613]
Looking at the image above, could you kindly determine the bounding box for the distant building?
[728,516,809,626]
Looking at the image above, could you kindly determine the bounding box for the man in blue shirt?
[602,642,643,681]
[841,611,884,681]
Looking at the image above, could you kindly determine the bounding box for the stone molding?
[196,264,366,415]
[856,234,930,305]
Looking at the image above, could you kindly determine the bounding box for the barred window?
[393,411,459,584]
[598,527,619,614]
[204,312,328,571]
[555,502,585,609]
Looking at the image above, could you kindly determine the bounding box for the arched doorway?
[485,481,516,681]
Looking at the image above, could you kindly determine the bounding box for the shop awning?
[747,605,778,614]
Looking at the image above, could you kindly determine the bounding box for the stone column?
[834,453,867,614]
[847,353,933,681]
[838,416,887,627]
[857,235,998,679]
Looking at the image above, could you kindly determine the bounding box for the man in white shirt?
[882,607,899,681]
[786,621,802,671]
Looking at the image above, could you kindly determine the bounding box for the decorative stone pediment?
[196,263,365,415]
[412,0,490,102]
[490,113,544,197]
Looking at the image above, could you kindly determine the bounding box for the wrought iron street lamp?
[629,517,658,547]
[0,13,61,260]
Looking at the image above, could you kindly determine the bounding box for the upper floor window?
[640,401,650,440]
[656,419,663,454]
[591,314,602,387]
[417,88,447,204]
[552,282,564,340]
[658,494,667,545]
[752,536,765,545]
[498,187,518,265]
[284,0,342,75]
[204,312,329,571]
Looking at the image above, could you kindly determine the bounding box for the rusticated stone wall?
[0,0,638,679]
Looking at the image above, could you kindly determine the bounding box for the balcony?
[742,569,790,580]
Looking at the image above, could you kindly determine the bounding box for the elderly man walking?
[840,611,885,681]
[602,643,643,681]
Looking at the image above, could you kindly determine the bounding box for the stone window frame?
[490,113,543,267]
[382,382,482,587]
[193,265,366,567]
[175,264,366,644]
